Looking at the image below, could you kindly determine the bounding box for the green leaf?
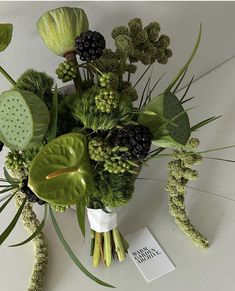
[0,187,15,194]
[139,91,191,147]
[0,197,27,245]
[3,167,18,186]
[29,133,94,206]
[49,207,115,288]
[165,24,202,92]
[0,24,13,52]
[47,86,58,142]
[0,191,16,213]
[76,199,86,238]
[9,204,48,247]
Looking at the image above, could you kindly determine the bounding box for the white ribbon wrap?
[86,208,117,232]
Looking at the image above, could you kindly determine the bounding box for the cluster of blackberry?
[21,178,46,205]
[111,124,152,161]
[75,30,105,62]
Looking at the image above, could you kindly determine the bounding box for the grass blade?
[76,200,86,238]
[139,76,151,109]
[203,156,235,163]
[181,96,195,104]
[180,75,195,103]
[49,207,115,288]
[191,116,222,132]
[173,67,188,93]
[0,191,17,213]
[134,64,152,88]
[199,145,235,154]
[0,186,15,194]
[0,196,27,245]
[165,24,202,92]
[9,204,48,247]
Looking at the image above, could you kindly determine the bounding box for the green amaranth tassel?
[165,138,209,249]
[15,192,48,291]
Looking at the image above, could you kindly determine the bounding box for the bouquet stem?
[90,227,128,267]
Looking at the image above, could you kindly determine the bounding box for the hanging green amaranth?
[165,138,209,249]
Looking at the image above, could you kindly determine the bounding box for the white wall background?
[1,1,235,92]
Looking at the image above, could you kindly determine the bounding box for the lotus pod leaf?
[0,90,50,150]
[138,91,190,147]
[0,23,13,52]
[29,133,94,206]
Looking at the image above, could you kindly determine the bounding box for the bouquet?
[0,6,232,290]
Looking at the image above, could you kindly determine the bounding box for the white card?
[125,227,175,283]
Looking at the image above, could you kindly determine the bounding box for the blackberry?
[0,141,4,152]
[75,30,106,62]
[21,178,46,205]
[111,124,152,161]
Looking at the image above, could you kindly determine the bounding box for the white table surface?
[1,57,235,291]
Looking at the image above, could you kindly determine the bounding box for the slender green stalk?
[112,227,126,262]
[65,52,82,93]
[0,65,16,86]
[93,232,102,267]
[103,232,112,267]
[90,229,95,256]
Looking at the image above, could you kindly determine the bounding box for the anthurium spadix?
[37,7,89,57]
[29,133,94,205]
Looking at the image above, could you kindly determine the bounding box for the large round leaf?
[29,133,94,206]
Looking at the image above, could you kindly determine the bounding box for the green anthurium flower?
[28,133,94,206]
[138,91,191,147]
[0,23,13,52]
[37,7,89,57]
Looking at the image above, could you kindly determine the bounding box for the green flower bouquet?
[0,6,232,290]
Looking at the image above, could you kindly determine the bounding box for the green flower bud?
[111,26,129,39]
[157,34,170,49]
[115,35,133,56]
[165,48,173,58]
[133,30,148,46]
[128,18,142,37]
[37,7,89,56]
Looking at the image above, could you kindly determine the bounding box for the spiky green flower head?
[37,7,89,57]
[95,88,120,113]
[0,90,50,150]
